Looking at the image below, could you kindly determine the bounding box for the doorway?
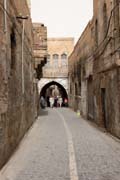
[101,88,107,128]
[88,76,94,120]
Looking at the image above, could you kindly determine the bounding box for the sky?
[31,0,93,43]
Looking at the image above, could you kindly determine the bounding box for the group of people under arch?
[40,96,68,109]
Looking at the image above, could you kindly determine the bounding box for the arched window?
[46,54,50,67]
[53,54,59,67]
[103,3,107,38]
[95,19,98,47]
[61,53,67,66]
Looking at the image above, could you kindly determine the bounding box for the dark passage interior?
[40,81,68,107]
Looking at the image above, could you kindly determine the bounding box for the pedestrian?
[54,96,58,107]
[64,98,68,107]
[47,96,50,107]
[58,96,63,107]
[40,96,46,109]
[49,96,54,108]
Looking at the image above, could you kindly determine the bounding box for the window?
[61,53,67,66]
[46,54,50,67]
[103,3,107,38]
[53,54,59,67]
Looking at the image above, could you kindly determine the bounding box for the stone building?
[38,38,74,100]
[33,23,47,79]
[68,0,120,138]
[43,38,74,78]
[0,0,37,168]
[69,21,94,115]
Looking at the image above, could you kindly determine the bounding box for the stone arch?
[40,81,68,100]
[38,78,68,95]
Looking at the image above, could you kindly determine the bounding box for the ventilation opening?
[10,29,16,70]
[40,81,68,107]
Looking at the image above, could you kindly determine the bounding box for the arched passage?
[40,81,68,107]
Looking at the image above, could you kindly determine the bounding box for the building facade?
[43,38,74,78]
[33,23,47,79]
[0,0,37,168]
[69,0,120,138]
[38,38,74,98]
[69,21,94,115]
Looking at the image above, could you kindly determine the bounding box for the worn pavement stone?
[0,108,120,180]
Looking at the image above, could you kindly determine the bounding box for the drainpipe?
[22,19,25,94]
[16,15,29,94]
[4,0,7,33]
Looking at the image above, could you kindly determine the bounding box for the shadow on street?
[38,108,48,116]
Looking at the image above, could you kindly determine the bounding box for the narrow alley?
[1,0,120,180]
[0,108,120,180]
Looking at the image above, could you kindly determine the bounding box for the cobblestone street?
[0,108,120,180]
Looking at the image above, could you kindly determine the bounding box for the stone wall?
[68,0,120,138]
[93,0,120,137]
[68,21,94,116]
[0,0,37,168]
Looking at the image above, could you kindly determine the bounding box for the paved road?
[0,108,120,180]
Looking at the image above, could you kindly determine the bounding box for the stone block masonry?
[68,0,120,138]
[0,0,38,169]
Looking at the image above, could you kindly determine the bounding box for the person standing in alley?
[49,96,54,108]
[40,96,46,109]
[54,96,58,107]
[59,96,63,107]
[64,98,68,107]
